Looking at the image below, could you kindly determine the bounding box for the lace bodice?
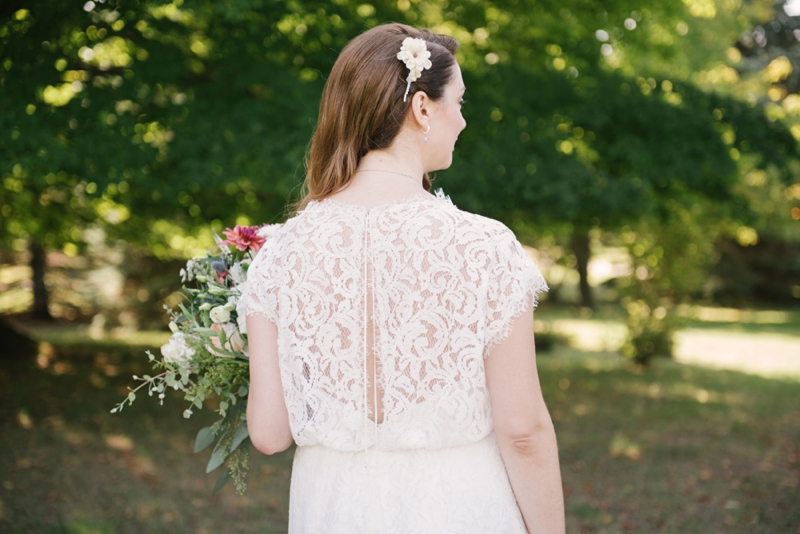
[237,188,548,452]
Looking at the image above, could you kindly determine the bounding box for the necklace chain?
[355,169,420,183]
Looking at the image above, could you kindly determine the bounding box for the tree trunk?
[29,241,52,320]
[571,230,594,309]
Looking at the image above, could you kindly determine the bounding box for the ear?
[409,90,431,130]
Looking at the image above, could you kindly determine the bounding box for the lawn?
[1,309,798,533]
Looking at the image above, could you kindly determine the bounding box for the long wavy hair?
[286,23,459,218]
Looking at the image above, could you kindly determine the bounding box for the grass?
[536,305,800,380]
[1,313,799,534]
[546,349,799,533]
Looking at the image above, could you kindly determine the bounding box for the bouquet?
[111,222,281,495]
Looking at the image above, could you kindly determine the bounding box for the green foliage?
[205,406,250,494]
[2,0,795,252]
[2,0,798,354]
[622,299,676,364]
[617,203,720,363]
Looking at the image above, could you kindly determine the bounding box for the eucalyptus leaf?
[194,426,215,453]
[230,422,249,452]
[206,440,228,473]
[212,466,232,494]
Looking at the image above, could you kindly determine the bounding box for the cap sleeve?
[235,236,279,325]
[483,227,548,359]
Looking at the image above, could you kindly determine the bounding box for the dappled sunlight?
[613,378,748,406]
[0,265,33,314]
[548,319,627,352]
[104,433,134,452]
[540,348,627,373]
[0,286,32,315]
[16,321,171,349]
[536,307,800,380]
[674,330,800,380]
[539,344,800,533]
[676,304,794,324]
[609,433,642,461]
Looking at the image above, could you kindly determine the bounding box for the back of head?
[289,23,459,217]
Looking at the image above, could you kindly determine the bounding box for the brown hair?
[286,23,459,218]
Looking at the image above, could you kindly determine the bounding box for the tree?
[1,0,797,339]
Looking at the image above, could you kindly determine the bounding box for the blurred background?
[1,0,798,532]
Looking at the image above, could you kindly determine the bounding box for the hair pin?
[397,37,432,102]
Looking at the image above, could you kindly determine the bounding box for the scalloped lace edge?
[482,263,549,360]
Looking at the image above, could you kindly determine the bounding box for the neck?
[357,148,423,179]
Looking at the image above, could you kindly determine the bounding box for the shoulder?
[442,198,518,246]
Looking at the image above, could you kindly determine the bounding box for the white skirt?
[288,432,528,534]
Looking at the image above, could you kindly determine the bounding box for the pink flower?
[219,225,265,252]
[208,322,247,357]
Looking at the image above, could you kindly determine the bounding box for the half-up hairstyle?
[287,23,459,217]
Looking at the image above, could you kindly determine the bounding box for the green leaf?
[218,325,228,345]
[194,426,215,453]
[212,466,232,494]
[206,439,228,473]
[230,422,249,452]
[127,392,136,403]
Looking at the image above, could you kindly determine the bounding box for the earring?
[424,125,430,143]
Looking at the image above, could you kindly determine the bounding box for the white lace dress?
[237,189,548,534]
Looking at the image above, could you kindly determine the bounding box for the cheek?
[450,107,463,128]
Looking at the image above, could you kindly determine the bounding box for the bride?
[237,22,565,534]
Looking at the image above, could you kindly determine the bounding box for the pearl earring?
[424,125,430,143]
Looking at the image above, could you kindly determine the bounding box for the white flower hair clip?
[396,37,432,102]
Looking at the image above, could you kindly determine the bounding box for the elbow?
[507,434,541,456]
[497,418,555,457]
[248,422,293,456]
[254,439,292,456]
[251,432,293,455]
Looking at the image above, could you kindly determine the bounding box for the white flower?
[209,306,231,324]
[223,296,236,312]
[168,321,179,333]
[228,262,245,285]
[257,223,282,239]
[183,408,193,419]
[183,259,196,281]
[160,333,195,365]
[396,37,432,81]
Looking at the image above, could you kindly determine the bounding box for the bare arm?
[484,294,565,534]
[245,313,293,455]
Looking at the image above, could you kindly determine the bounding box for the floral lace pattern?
[236,188,548,452]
